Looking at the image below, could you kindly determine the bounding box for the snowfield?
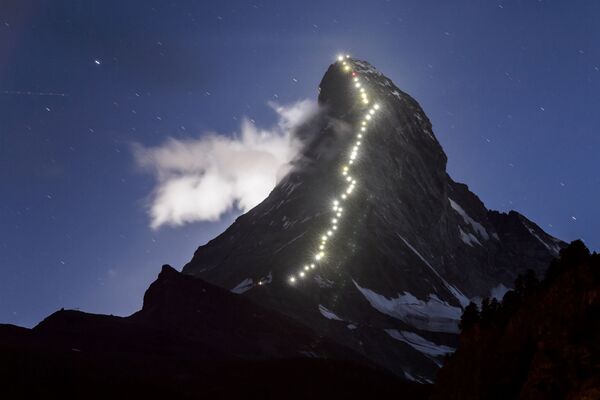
[353,280,462,333]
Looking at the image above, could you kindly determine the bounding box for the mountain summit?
[0,58,565,393]
[182,57,563,381]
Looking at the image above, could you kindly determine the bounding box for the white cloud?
[134,99,318,229]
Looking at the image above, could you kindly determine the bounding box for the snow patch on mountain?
[231,278,253,294]
[459,227,482,247]
[449,198,489,240]
[385,329,455,357]
[490,283,510,301]
[520,219,561,255]
[353,280,461,333]
[318,305,344,321]
[398,235,470,307]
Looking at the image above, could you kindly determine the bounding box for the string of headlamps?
[288,54,381,285]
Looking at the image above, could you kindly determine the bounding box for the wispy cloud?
[134,99,318,229]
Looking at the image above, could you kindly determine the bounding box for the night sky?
[1,1,599,327]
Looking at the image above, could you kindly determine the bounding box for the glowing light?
[289,61,379,285]
[346,54,350,58]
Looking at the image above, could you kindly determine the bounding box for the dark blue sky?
[1,0,598,327]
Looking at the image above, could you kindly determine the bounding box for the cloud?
[134,99,318,229]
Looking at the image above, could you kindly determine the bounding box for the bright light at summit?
[288,55,384,286]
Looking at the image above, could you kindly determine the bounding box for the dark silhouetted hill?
[0,265,429,399]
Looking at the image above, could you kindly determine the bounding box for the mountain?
[1,264,428,398]
[0,57,565,393]
[433,240,600,399]
[182,57,564,381]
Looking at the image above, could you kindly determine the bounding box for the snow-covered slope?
[182,57,563,380]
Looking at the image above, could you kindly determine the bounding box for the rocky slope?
[182,57,564,380]
[433,240,600,399]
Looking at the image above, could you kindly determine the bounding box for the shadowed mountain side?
[0,265,431,398]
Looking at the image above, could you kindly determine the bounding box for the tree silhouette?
[460,302,480,331]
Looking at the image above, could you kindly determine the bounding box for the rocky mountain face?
[182,57,564,381]
[433,241,600,400]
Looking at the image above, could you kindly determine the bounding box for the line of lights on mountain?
[288,54,381,285]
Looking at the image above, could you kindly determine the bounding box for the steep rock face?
[182,58,563,380]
